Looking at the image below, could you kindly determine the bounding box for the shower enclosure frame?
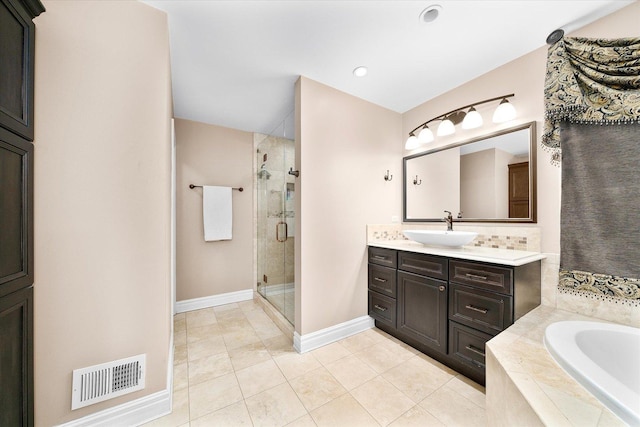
[254,133,295,325]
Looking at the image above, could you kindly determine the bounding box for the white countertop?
[368,239,546,266]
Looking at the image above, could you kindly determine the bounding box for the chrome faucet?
[444,210,453,231]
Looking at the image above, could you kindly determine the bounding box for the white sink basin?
[403,230,478,247]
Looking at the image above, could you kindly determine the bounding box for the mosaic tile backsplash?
[470,235,527,251]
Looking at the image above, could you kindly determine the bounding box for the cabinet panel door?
[397,271,447,354]
[0,286,33,427]
[0,128,33,298]
[0,0,36,140]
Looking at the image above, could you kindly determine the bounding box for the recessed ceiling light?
[419,4,442,24]
[353,66,368,77]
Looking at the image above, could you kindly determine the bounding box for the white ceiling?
[143,0,633,138]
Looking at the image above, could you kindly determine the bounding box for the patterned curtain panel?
[559,122,640,303]
[542,37,640,164]
[544,36,640,305]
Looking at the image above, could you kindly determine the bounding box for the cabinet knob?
[439,286,445,292]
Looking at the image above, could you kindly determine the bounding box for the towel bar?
[189,184,243,192]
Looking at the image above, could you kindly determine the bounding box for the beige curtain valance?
[542,37,640,164]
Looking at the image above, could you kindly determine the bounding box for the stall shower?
[255,134,295,325]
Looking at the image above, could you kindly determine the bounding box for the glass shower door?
[256,135,295,325]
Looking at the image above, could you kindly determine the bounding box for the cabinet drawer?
[449,260,512,295]
[449,284,513,335]
[398,251,447,280]
[368,247,397,268]
[368,291,396,329]
[368,264,396,298]
[449,321,493,373]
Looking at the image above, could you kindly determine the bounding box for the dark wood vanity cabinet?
[1,0,44,426]
[368,246,540,385]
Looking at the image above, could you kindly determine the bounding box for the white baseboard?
[294,315,374,353]
[175,289,253,313]
[57,389,171,427]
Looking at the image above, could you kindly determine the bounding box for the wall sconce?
[405,94,516,149]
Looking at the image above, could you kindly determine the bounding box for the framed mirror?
[403,121,536,223]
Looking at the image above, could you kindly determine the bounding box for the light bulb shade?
[461,107,483,129]
[405,134,419,150]
[492,99,516,123]
[437,118,455,136]
[417,126,434,144]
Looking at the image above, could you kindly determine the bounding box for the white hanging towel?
[202,186,232,241]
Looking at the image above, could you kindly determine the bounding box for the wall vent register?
[71,354,145,410]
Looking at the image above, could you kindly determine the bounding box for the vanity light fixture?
[405,133,420,150]
[417,125,434,144]
[437,116,455,136]
[461,106,483,129]
[492,97,517,123]
[405,93,516,149]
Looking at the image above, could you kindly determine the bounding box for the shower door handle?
[276,221,288,242]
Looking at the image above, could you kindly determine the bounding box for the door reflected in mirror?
[403,122,536,223]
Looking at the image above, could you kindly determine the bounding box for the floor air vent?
[71,354,145,410]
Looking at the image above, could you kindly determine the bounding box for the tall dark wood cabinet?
[1,0,44,425]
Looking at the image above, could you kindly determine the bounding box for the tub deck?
[486,305,632,426]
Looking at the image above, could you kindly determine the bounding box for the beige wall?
[33,1,172,425]
[175,119,253,301]
[402,1,640,255]
[295,77,403,335]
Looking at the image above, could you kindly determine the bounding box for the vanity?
[374,120,544,384]
[367,240,544,385]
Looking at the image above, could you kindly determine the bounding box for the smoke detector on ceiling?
[420,5,442,24]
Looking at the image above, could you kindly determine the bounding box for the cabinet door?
[397,271,447,354]
[0,286,34,427]
[0,0,37,140]
[508,162,529,218]
[0,128,33,298]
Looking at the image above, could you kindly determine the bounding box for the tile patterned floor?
[143,299,486,427]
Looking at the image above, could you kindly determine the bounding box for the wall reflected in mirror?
[403,122,536,223]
